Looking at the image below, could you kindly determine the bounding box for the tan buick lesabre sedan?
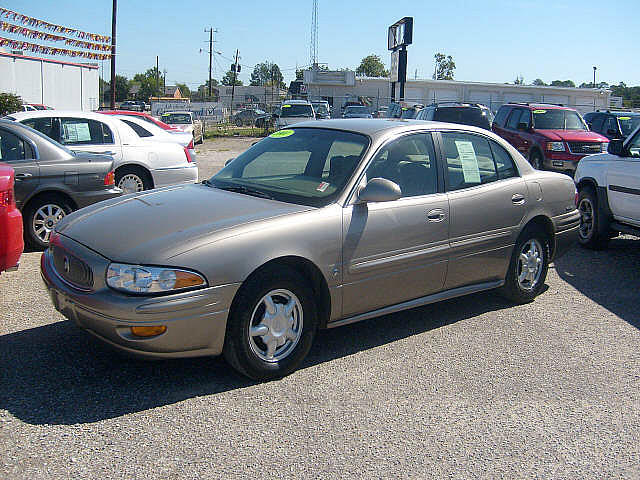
[41,119,580,380]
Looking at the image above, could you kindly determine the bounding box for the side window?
[518,109,531,128]
[21,117,60,142]
[121,119,153,138]
[365,133,437,198]
[493,107,510,127]
[489,140,518,179]
[605,116,618,134]
[442,132,498,191]
[589,114,604,132]
[0,129,26,161]
[60,118,114,145]
[506,109,522,130]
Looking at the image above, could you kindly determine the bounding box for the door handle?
[15,173,32,180]
[512,193,525,205]
[427,209,446,222]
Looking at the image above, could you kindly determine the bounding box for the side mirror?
[225,157,235,166]
[607,139,626,157]
[517,122,529,131]
[357,178,402,203]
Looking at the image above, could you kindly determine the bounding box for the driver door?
[607,133,640,225]
[341,132,450,317]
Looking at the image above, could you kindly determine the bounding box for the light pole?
[110,0,117,109]
[593,66,597,88]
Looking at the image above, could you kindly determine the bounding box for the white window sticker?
[63,122,91,143]
[455,140,481,183]
[316,181,330,192]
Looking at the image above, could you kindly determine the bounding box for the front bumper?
[151,164,198,189]
[40,234,239,359]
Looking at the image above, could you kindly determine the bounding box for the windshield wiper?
[217,185,276,200]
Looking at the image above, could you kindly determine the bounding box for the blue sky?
[3,1,638,89]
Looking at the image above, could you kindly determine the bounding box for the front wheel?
[499,227,550,304]
[223,267,318,380]
[577,187,609,249]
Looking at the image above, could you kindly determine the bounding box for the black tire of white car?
[577,187,610,250]
[116,166,151,193]
[24,194,73,250]
[223,266,318,381]
[499,226,550,304]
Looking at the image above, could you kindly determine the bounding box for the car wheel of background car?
[223,266,318,380]
[24,194,73,249]
[530,151,544,170]
[235,118,243,127]
[116,166,151,194]
[577,187,609,250]
[499,226,550,304]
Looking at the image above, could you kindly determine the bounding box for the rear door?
[341,132,449,316]
[438,130,526,289]
[58,117,123,166]
[0,127,39,208]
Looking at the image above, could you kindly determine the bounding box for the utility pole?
[204,28,217,99]
[230,49,240,117]
[156,56,159,97]
[593,66,597,88]
[110,0,117,109]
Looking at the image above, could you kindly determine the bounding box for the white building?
[303,70,610,114]
[0,50,99,110]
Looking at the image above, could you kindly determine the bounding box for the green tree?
[0,92,22,116]
[221,70,243,86]
[432,53,455,80]
[532,78,547,86]
[250,61,284,88]
[175,83,191,98]
[133,67,163,100]
[549,80,576,88]
[356,55,389,77]
[514,75,525,85]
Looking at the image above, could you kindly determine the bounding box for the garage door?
[503,92,534,104]
[431,88,459,103]
[541,94,569,106]
[467,90,493,107]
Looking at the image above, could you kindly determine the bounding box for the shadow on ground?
[554,237,640,329]
[0,292,512,425]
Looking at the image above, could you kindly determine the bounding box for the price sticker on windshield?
[619,116,631,120]
[316,182,330,192]
[533,109,547,114]
[269,129,294,138]
[282,105,292,108]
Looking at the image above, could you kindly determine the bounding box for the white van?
[275,100,315,128]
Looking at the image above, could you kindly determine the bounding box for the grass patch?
[205,123,273,138]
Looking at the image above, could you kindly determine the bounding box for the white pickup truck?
[574,129,640,249]
[161,111,204,145]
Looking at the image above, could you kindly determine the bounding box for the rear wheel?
[24,194,73,249]
[223,266,318,380]
[116,166,151,193]
[577,187,609,249]
[499,227,550,304]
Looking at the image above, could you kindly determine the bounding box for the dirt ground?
[193,136,261,179]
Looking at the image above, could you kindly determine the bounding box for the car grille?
[567,142,602,154]
[52,245,93,290]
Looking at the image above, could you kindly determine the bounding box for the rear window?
[280,104,314,117]
[434,107,491,130]
[121,119,153,137]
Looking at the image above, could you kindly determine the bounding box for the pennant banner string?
[0,36,112,60]
[0,21,112,51]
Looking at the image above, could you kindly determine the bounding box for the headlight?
[546,141,565,152]
[601,142,609,152]
[106,263,207,294]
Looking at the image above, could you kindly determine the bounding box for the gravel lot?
[1,138,639,478]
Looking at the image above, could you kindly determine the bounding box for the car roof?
[506,103,574,111]
[610,111,640,116]
[282,100,311,105]
[162,111,191,114]
[7,110,126,122]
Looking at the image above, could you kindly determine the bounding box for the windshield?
[434,107,491,129]
[532,109,586,130]
[345,106,368,114]
[162,113,191,124]
[313,104,328,115]
[618,116,640,137]
[209,128,369,207]
[280,104,313,117]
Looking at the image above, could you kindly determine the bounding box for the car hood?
[56,183,312,264]
[535,129,608,142]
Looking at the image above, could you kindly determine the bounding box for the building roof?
[0,50,99,69]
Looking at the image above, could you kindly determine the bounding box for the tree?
[549,80,576,88]
[113,75,129,102]
[132,67,163,100]
[514,75,525,85]
[175,82,191,98]
[250,61,284,88]
[432,53,455,80]
[532,78,547,86]
[356,55,388,77]
[221,70,243,86]
[0,92,22,116]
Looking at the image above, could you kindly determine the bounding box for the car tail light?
[104,170,115,186]
[187,138,194,150]
[184,147,193,163]
[0,186,15,208]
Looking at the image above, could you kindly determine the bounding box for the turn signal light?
[184,147,193,163]
[130,325,167,337]
[104,171,115,186]
[0,188,14,207]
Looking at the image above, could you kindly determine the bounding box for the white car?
[113,115,196,162]
[274,100,315,128]
[6,110,198,194]
[575,125,640,249]
[160,111,203,145]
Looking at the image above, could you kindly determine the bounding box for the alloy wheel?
[32,204,66,243]
[517,238,543,290]
[118,174,144,193]
[578,197,594,241]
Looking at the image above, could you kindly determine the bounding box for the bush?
[0,92,23,116]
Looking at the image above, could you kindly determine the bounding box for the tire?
[499,226,550,304]
[24,194,73,249]
[577,186,609,250]
[116,166,151,194]
[530,150,544,170]
[235,118,243,127]
[223,266,318,381]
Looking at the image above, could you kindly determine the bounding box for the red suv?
[0,163,23,273]
[492,103,608,172]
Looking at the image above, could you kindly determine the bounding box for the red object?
[104,170,115,186]
[98,110,178,131]
[0,164,24,273]
[183,147,193,163]
[26,103,54,110]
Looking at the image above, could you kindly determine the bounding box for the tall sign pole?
[204,28,217,99]
[230,49,240,117]
[110,0,117,109]
[388,17,413,104]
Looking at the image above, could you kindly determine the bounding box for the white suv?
[574,126,640,249]
[274,100,315,128]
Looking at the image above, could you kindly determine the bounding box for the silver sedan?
[41,119,580,380]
